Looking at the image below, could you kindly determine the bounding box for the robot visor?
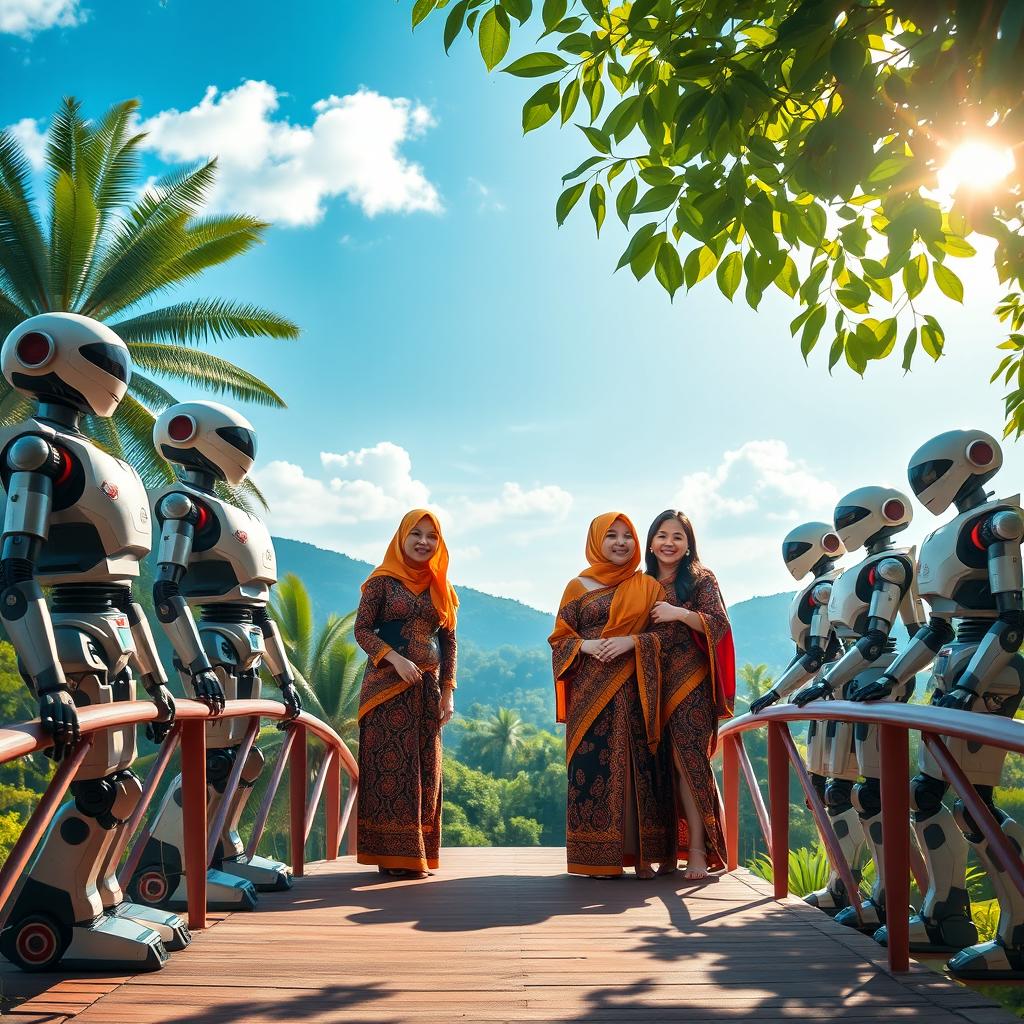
[834,505,870,532]
[908,458,953,498]
[215,426,256,459]
[80,342,129,383]
[783,540,812,564]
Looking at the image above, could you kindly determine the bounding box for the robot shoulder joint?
[810,581,832,606]
[876,557,907,586]
[6,435,53,474]
[157,492,194,522]
[991,509,1024,543]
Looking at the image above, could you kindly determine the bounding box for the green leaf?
[616,221,658,271]
[555,182,585,226]
[616,177,638,227]
[502,51,568,76]
[632,184,679,215]
[444,0,470,51]
[479,6,511,70]
[578,124,611,153]
[921,316,945,360]
[902,253,928,299]
[631,230,665,281]
[829,36,867,81]
[828,332,845,372]
[560,78,580,124]
[683,245,718,289]
[583,78,605,123]
[867,154,913,185]
[902,326,917,371]
[502,0,532,25]
[562,156,604,182]
[938,235,976,258]
[655,242,683,299]
[800,305,827,362]
[589,183,606,237]
[523,81,560,133]
[716,250,742,300]
[774,255,799,298]
[933,261,964,303]
[608,61,628,94]
[542,0,567,30]
[412,0,438,29]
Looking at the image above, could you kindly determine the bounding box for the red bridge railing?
[717,700,1024,974]
[0,699,358,933]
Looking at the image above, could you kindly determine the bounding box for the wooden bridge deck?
[2,848,1014,1023]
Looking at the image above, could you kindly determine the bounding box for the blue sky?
[2,0,1020,613]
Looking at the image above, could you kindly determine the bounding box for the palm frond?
[0,289,29,338]
[0,384,33,427]
[48,169,100,309]
[126,342,286,407]
[111,298,299,345]
[0,128,49,310]
[84,394,175,487]
[127,370,178,412]
[84,100,144,214]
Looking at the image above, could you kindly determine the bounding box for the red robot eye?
[966,440,994,467]
[883,499,905,522]
[821,532,841,553]
[168,415,196,443]
[16,331,53,367]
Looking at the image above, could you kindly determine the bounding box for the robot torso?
[790,566,843,651]
[827,546,915,640]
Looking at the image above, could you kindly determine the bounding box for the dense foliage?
[417,0,1024,435]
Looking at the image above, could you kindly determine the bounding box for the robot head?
[833,485,913,551]
[907,429,1002,515]
[782,521,846,580]
[154,401,257,485]
[1,312,130,417]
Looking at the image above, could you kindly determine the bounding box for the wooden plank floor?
[3,848,1015,1022]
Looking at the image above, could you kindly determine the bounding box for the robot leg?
[835,776,886,932]
[947,790,1024,980]
[805,776,863,916]
[874,772,976,954]
[0,770,167,972]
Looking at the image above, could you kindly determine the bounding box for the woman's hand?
[439,683,455,726]
[580,639,604,657]
[652,602,701,629]
[385,650,423,685]
[595,636,636,662]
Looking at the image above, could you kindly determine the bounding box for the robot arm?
[851,614,953,702]
[793,558,908,707]
[251,605,301,720]
[114,588,177,741]
[751,582,835,714]
[153,492,224,712]
[0,435,77,754]
[941,510,1024,711]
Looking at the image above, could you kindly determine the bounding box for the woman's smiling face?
[403,517,439,563]
[651,518,688,569]
[601,518,636,565]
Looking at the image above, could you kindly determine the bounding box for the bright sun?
[938,140,1016,195]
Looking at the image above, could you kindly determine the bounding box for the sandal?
[683,848,709,881]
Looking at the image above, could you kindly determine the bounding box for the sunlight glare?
[938,140,1016,195]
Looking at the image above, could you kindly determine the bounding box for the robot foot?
[107,902,191,952]
[947,939,1024,982]
[874,913,978,956]
[804,885,851,917]
[834,898,885,933]
[130,866,258,913]
[217,854,293,892]
[0,912,167,973]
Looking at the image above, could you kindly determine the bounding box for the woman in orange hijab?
[354,509,459,878]
[549,512,674,877]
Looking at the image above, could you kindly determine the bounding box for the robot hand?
[792,681,832,708]
[749,689,781,715]
[38,688,80,760]
[191,669,225,714]
[277,681,302,727]
[937,686,977,712]
[851,673,897,703]
[145,684,177,744]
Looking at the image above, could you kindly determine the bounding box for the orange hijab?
[362,509,459,631]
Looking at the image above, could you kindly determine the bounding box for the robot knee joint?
[853,778,880,819]
[825,779,854,814]
[240,746,265,787]
[71,777,119,830]
[911,774,947,822]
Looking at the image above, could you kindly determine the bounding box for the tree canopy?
[416,1,1024,434]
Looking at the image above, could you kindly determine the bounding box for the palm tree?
[0,96,298,495]
[474,707,526,776]
[268,573,365,749]
[738,662,775,710]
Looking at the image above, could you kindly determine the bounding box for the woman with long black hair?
[646,510,735,880]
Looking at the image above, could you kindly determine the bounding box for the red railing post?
[180,719,208,931]
[325,748,342,861]
[879,723,910,973]
[767,722,790,900]
[289,724,307,877]
[722,736,740,872]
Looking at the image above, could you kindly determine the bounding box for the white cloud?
[455,482,572,531]
[320,441,433,520]
[0,0,83,36]
[468,177,505,213]
[137,80,441,226]
[7,117,46,169]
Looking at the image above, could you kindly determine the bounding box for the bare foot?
[635,864,656,880]
[683,849,708,881]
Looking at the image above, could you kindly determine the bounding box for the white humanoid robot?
[0,314,221,972]
[749,522,864,916]
[792,487,925,934]
[852,429,1024,980]
[127,401,301,913]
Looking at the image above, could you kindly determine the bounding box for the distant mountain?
[274,537,553,651]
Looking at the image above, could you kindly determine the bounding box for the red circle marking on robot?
[15,331,53,368]
[168,415,196,443]
[883,499,905,522]
[967,440,994,467]
[822,532,841,553]
[54,447,73,486]
[139,871,168,903]
[194,503,209,530]
[17,922,57,965]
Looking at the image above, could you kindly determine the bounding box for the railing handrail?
[718,699,1024,754]
[0,698,359,781]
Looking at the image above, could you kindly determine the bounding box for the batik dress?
[660,567,735,871]
[354,575,457,872]
[551,580,673,875]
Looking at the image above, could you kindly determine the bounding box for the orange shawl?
[549,512,664,757]
[362,509,459,631]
